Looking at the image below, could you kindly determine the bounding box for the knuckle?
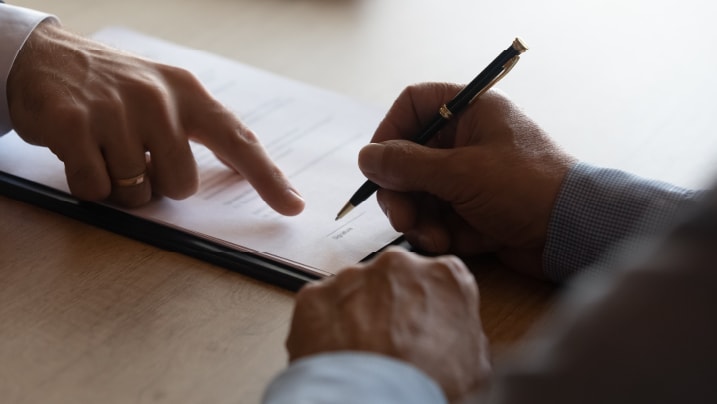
[370,247,412,270]
[164,179,199,200]
[327,265,371,297]
[160,64,212,99]
[333,265,363,281]
[433,255,477,290]
[163,64,201,86]
[53,105,88,133]
[149,151,199,200]
[220,120,260,148]
[236,126,260,145]
[131,78,172,110]
[294,280,328,305]
[123,75,175,121]
[67,167,110,201]
[433,254,469,275]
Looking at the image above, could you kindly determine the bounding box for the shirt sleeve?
[262,352,447,404]
[543,161,705,281]
[0,4,57,135]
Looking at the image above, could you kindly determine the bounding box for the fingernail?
[358,143,385,175]
[283,187,305,216]
[288,186,304,201]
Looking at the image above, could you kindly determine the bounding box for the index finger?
[163,67,304,216]
[190,105,305,216]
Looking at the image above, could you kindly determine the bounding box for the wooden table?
[2,0,714,402]
[0,194,553,403]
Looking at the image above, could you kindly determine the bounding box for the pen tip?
[335,202,355,221]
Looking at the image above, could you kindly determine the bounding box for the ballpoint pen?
[335,37,528,220]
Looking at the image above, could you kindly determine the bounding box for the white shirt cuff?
[262,352,448,404]
[0,4,57,135]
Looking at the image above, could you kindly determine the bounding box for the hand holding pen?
[336,38,528,220]
[342,41,578,277]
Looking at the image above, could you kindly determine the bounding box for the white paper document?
[0,27,400,277]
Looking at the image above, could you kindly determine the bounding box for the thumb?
[358,140,469,201]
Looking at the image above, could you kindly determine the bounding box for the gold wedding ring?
[113,172,147,187]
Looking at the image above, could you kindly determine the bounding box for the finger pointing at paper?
[6,20,305,215]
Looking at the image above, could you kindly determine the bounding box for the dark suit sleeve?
[482,185,717,404]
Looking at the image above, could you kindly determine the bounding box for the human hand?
[7,21,304,214]
[358,83,576,275]
[286,247,492,402]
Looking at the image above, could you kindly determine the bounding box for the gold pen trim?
[439,104,453,119]
[469,55,521,104]
[512,37,529,53]
[468,37,527,104]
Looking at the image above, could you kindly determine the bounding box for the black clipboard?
[0,171,339,290]
[1,171,406,291]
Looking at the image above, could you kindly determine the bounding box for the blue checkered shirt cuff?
[543,162,704,282]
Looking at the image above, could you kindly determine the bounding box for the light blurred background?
[14,0,717,188]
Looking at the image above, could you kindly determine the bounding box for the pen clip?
[468,55,521,104]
